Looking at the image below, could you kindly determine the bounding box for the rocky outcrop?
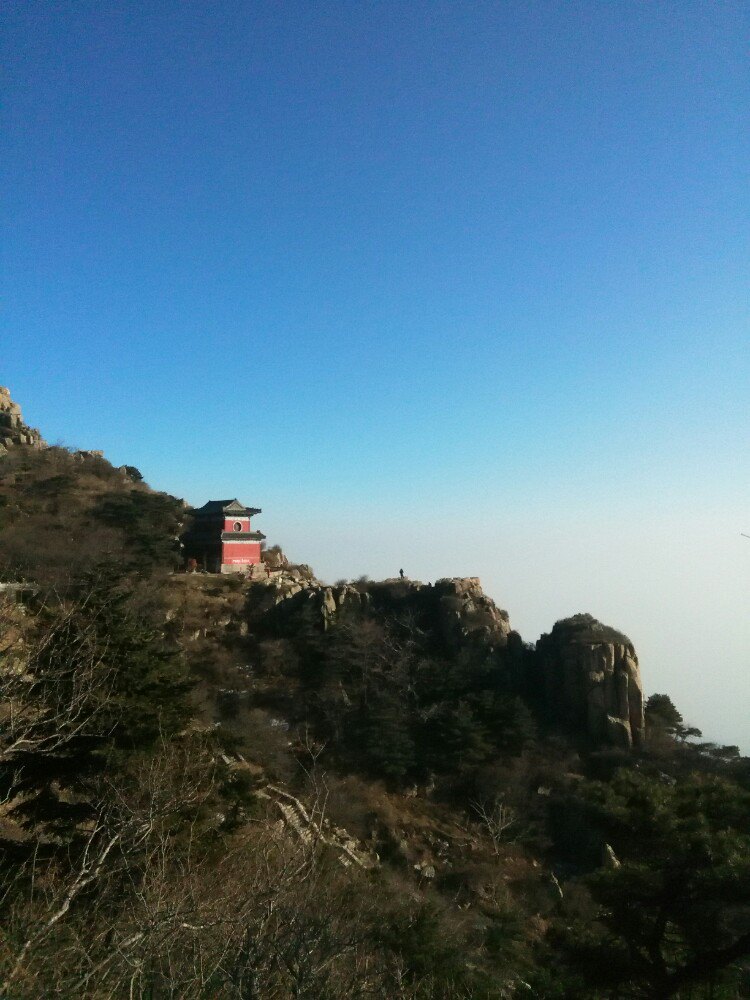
[248,577,370,632]
[433,577,512,650]
[233,568,645,752]
[0,387,46,455]
[535,614,644,749]
[362,577,512,652]
[249,574,514,652]
[247,576,642,751]
[262,545,290,571]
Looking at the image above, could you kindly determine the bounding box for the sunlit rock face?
[0,387,47,455]
[431,577,512,650]
[247,574,513,650]
[535,614,644,749]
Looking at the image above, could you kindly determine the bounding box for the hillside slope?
[1,386,748,1000]
[0,389,184,585]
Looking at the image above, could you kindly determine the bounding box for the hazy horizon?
[3,3,748,751]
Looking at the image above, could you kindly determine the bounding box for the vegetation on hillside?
[1,445,748,998]
[0,445,183,585]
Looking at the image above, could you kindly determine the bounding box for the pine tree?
[564,770,750,998]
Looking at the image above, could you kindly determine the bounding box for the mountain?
[1,386,748,1000]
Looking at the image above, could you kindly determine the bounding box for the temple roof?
[191,499,261,517]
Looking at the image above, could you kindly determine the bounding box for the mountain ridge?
[1,384,748,1000]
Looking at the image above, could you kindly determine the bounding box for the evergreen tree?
[564,770,750,998]
[358,694,416,782]
[645,692,703,742]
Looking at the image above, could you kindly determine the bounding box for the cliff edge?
[0,387,47,455]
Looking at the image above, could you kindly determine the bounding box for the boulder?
[262,545,290,570]
[535,614,644,748]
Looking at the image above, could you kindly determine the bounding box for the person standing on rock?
[399,568,405,580]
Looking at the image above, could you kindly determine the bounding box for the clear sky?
[3,2,749,750]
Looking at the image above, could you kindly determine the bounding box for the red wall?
[221,541,262,565]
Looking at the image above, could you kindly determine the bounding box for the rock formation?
[250,579,645,750]
[535,613,644,749]
[249,574,515,648]
[432,577,512,650]
[247,575,370,632]
[0,387,46,455]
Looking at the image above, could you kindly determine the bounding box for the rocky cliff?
[247,572,644,750]
[0,387,47,455]
[248,573,514,650]
[535,613,645,749]
[431,576,513,650]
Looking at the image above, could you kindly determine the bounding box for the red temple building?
[182,499,266,573]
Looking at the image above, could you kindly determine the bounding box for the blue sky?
[2,1,749,749]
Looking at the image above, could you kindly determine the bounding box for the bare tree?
[471,796,517,854]
[0,597,116,774]
[0,709,390,998]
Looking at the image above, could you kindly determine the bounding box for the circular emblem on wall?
[233,521,243,532]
